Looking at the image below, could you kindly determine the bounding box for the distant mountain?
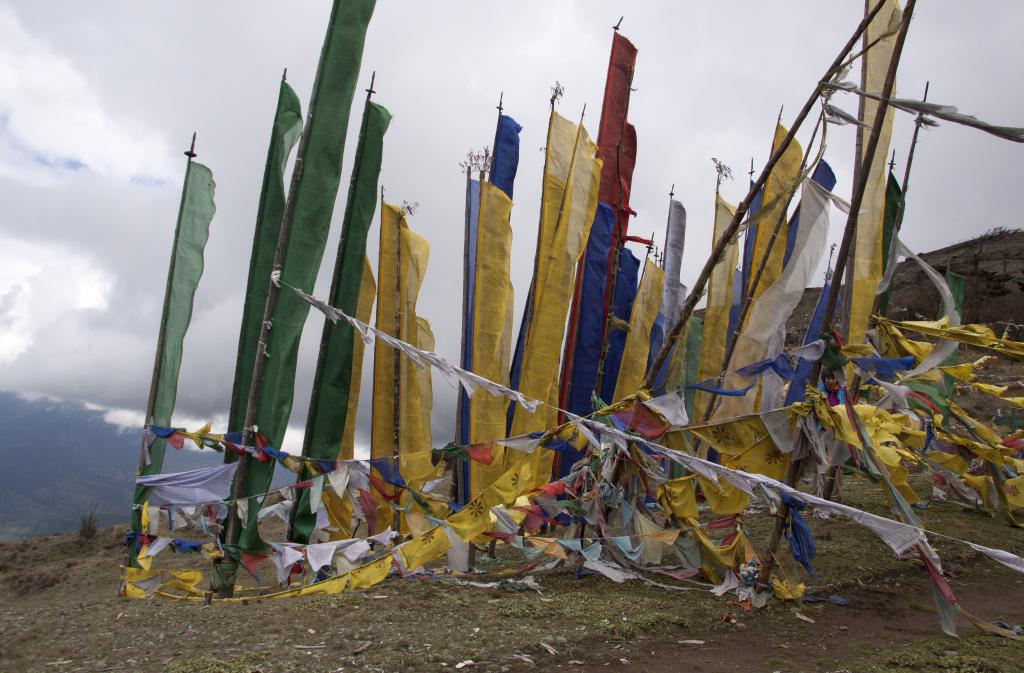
[784,227,1024,345]
[0,392,214,540]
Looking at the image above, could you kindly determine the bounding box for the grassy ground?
[2,472,1022,673]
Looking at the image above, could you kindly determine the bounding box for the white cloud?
[0,6,173,184]
[0,234,113,364]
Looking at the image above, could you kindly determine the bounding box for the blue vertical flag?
[490,115,522,199]
[554,204,614,478]
[460,115,519,501]
[599,248,640,404]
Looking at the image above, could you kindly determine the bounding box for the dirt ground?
[2,473,1022,673]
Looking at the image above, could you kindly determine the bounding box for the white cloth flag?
[305,541,341,571]
[270,544,304,585]
[337,539,372,563]
[967,542,1024,575]
[287,281,542,414]
[641,389,689,427]
[717,178,831,417]
[888,238,961,380]
[136,462,238,506]
[659,199,687,330]
[143,536,173,557]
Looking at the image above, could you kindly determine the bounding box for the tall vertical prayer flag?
[560,31,638,418]
[291,99,390,543]
[468,182,515,498]
[508,116,602,487]
[371,204,437,530]
[235,0,377,553]
[848,0,901,351]
[878,172,904,316]
[746,124,803,302]
[491,115,523,199]
[459,115,520,500]
[695,196,738,418]
[131,159,215,556]
[229,80,302,435]
[612,259,665,403]
[562,205,614,418]
[599,248,640,405]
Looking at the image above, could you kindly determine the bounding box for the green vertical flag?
[130,160,216,550]
[239,0,377,552]
[292,99,391,544]
[877,172,903,316]
[228,80,303,435]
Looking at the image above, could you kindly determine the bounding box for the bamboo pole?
[391,191,403,532]
[644,0,890,389]
[218,59,320,596]
[825,80,930,500]
[128,133,196,568]
[454,161,473,505]
[760,0,917,579]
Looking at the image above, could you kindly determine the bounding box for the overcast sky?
[1,1,1021,457]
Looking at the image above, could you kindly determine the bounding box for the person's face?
[824,375,839,392]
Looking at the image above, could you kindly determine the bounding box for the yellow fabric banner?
[613,259,665,402]
[509,115,602,487]
[748,124,804,301]
[340,257,376,460]
[371,204,438,530]
[847,0,901,356]
[398,525,450,571]
[881,317,1024,361]
[470,181,515,498]
[698,477,750,516]
[371,203,403,466]
[658,474,699,520]
[688,409,805,481]
[695,195,738,418]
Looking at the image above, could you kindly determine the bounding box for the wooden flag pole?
[825,79,930,501]
[644,0,890,390]
[128,133,197,569]
[761,0,917,580]
[643,0,892,389]
[218,60,319,597]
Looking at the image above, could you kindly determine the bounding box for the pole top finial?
[366,71,377,100]
[669,183,675,199]
[184,132,197,159]
[282,67,288,82]
[613,16,623,31]
[497,91,504,114]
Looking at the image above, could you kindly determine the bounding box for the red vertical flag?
[559,31,638,418]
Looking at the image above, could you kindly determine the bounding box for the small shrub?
[79,502,98,541]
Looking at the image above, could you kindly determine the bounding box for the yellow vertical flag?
[339,257,376,460]
[695,195,738,417]
[537,111,580,256]
[848,0,901,353]
[371,203,438,530]
[613,259,665,402]
[747,124,803,302]
[371,204,402,466]
[509,115,602,486]
[469,181,515,498]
